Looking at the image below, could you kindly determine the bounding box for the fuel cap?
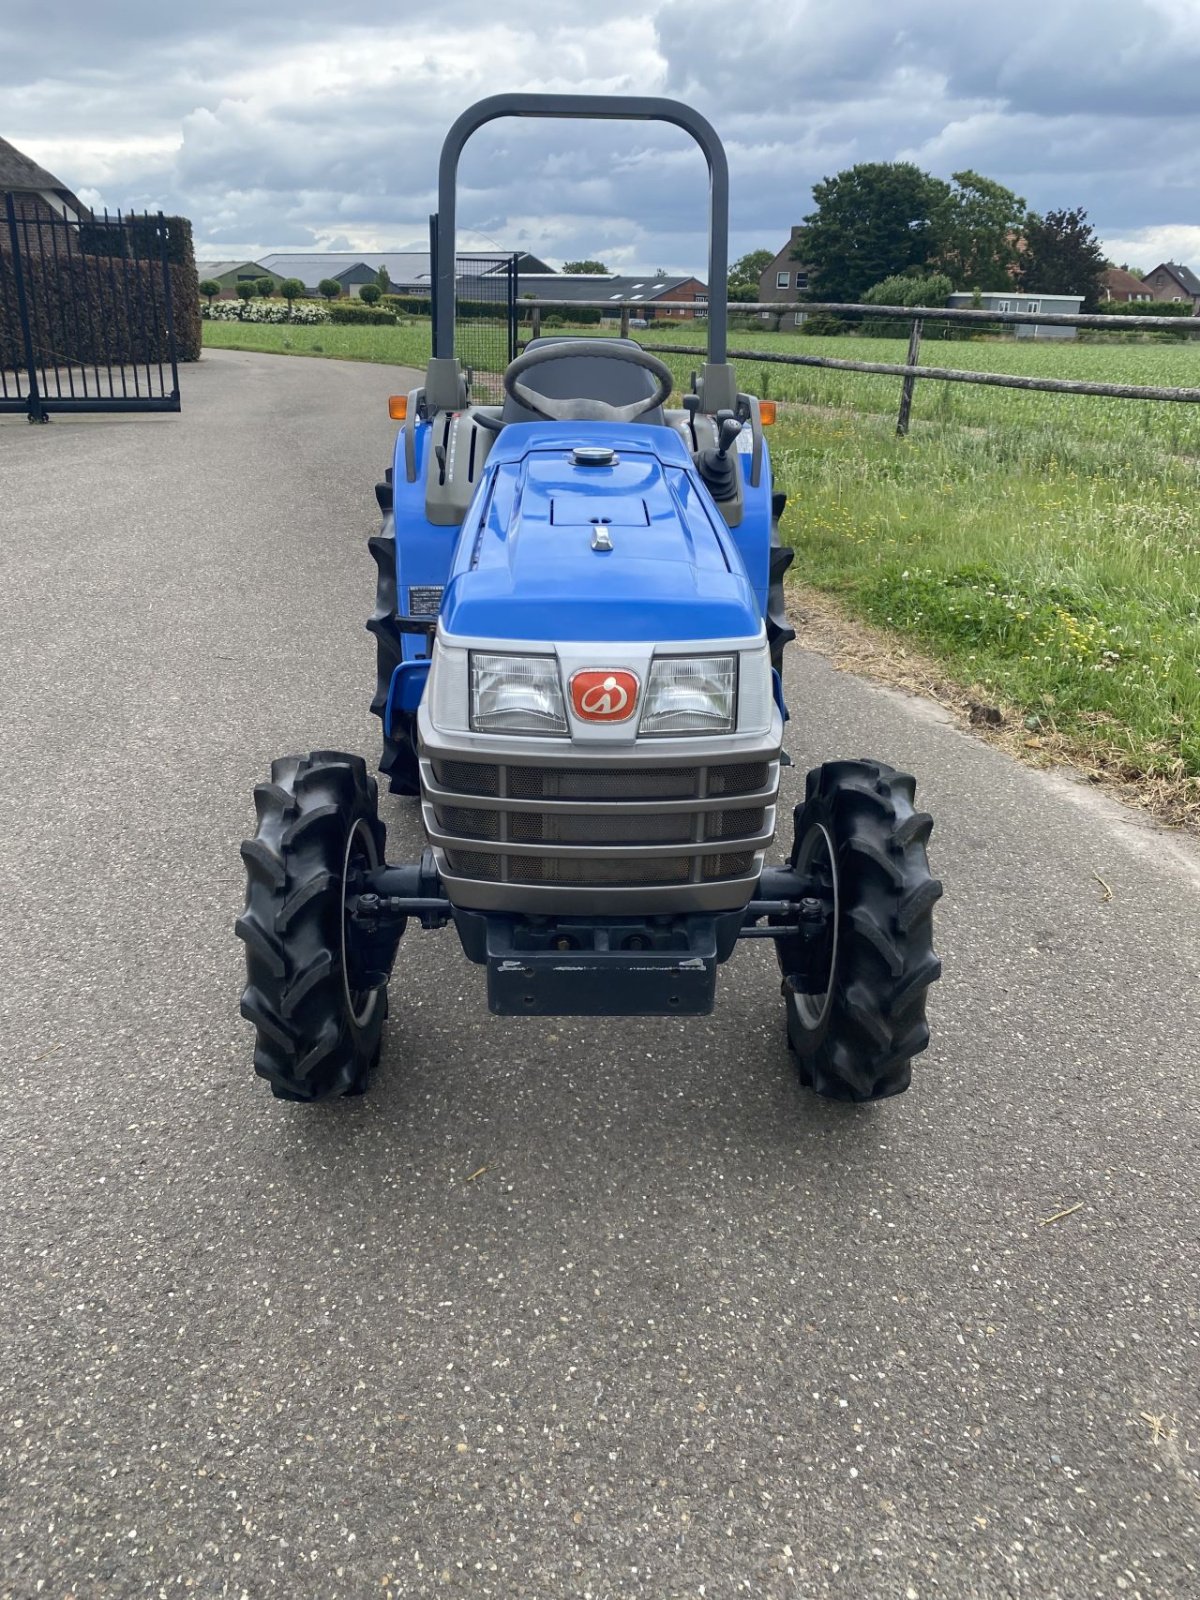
[569,446,616,467]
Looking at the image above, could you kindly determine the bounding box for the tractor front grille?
[424,755,776,894]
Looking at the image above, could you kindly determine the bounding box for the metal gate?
[1,199,180,422]
[429,230,517,406]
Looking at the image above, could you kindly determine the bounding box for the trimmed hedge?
[0,250,198,368]
[328,302,397,325]
[0,210,201,365]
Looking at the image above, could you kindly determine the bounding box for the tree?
[1021,207,1107,310]
[728,248,775,302]
[359,283,381,306]
[862,271,954,336]
[936,170,1026,290]
[254,276,274,299]
[562,259,609,274]
[376,265,391,293]
[234,280,256,317]
[318,278,342,301]
[279,277,305,317]
[802,163,952,303]
[198,279,221,309]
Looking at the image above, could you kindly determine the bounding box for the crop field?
[201,314,1200,809]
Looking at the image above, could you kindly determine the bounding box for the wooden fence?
[521,298,1200,435]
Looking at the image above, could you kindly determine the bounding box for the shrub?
[318,278,342,301]
[235,281,256,305]
[279,278,306,311]
[861,272,954,337]
[199,279,221,308]
[328,302,396,325]
[254,276,275,298]
[202,298,330,324]
[1,250,183,368]
[358,283,381,306]
[382,294,432,316]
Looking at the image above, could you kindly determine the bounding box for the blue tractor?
[236,94,942,1104]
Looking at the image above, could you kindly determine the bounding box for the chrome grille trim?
[420,748,780,908]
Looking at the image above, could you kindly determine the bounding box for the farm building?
[946,290,1084,338]
[1140,262,1200,308]
[757,227,810,322]
[0,134,89,243]
[196,260,284,297]
[1099,266,1153,303]
[516,273,710,320]
[255,249,554,298]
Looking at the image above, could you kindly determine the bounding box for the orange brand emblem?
[570,669,640,722]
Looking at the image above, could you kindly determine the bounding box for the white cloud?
[3,1,1199,273]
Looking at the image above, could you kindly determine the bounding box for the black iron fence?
[1,199,181,422]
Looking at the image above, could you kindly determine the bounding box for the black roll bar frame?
[434,93,730,366]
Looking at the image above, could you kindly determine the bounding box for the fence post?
[5,195,46,422]
[895,317,923,436]
[620,305,630,339]
[531,306,541,340]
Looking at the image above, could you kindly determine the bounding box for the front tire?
[236,751,393,1100]
[778,759,942,1101]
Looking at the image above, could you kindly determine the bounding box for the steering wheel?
[503,339,674,424]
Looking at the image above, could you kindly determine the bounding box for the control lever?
[716,415,743,457]
[697,408,742,503]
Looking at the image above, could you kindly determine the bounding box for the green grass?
[202,317,432,367]
[770,408,1200,785]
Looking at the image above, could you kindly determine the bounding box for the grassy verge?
[771,407,1200,814]
[202,318,432,367]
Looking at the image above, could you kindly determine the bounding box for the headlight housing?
[469,653,567,735]
[640,655,737,735]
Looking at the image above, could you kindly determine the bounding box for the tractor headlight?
[469,653,567,735]
[641,655,737,735]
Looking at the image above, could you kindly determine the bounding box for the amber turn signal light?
[758,400,777,426]
[388,395,408,420]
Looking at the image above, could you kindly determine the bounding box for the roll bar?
[434,94,730,365]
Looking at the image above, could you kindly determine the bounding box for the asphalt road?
[2,349,1198,1600]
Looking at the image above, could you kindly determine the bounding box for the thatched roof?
[0,135,87,216]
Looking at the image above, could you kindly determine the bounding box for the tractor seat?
[499,336,666,427]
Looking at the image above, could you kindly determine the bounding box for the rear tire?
[367,511,420,796]
[778,759,942,1101]
[236,751,392,1100]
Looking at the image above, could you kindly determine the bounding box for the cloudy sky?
[5,0,1200,276]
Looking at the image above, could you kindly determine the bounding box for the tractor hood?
[439,424,761,643]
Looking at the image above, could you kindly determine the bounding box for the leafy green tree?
[562,259,609,274]
[1021,207,1107,310]
[234,280,256,317]
[937,171,1026,290]
[728,248,775,302]
[862,271,954,336]
[254,276,275,299]
[376,265,391,293]
[359,283,381,306]
[802,163,952,302]
[198,279,221,309]
[279,277,306,315]
[318,278,342,301]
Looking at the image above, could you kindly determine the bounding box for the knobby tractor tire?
[779,759,942,1102]
[236,751,392,1100]
[367,510,420,796]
